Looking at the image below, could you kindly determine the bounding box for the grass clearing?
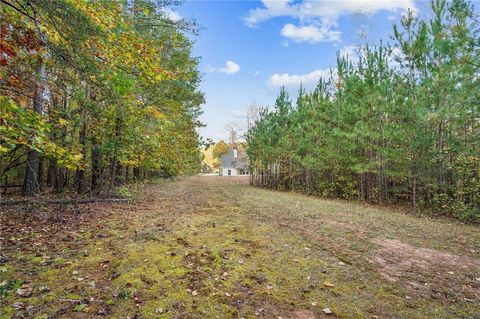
[1,176,479,318]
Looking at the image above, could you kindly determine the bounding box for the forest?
[247,0,480,221]
[1,1,480,318]
[0,0,204,196]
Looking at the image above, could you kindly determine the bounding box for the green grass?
[1,176,479,318]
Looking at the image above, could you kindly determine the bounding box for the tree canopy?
[0,0,204,195]
[247,0,480,221]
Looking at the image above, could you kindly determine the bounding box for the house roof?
[221,149,248,169]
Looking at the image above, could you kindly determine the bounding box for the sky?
[174,0,421,142]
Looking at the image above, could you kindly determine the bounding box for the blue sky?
[174,0,420,141]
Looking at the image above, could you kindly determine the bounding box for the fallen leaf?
[255,308,265,315]
[38,285,50,292]
[12,302,24,309]
[323,307,332,314]
[17,286,33,297]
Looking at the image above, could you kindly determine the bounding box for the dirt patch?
[371,238,480,298]
[372,238,479,270]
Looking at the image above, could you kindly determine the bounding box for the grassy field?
[1,176,479,318]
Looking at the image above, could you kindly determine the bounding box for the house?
[220,149,249,176]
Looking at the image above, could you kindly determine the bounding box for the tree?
[1,0,204,196]
[247,0,480,221]
[212,140,229,168]
[225,122,242,148]
[246,103,261,130]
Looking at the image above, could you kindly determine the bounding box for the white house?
[220,149,249,176]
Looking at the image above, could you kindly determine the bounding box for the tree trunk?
[116,163,124,185]
[108,159,118,193]
[305,168,312,194]
[38,157,44,190]
[125,165,130,184]
[23,64,46,196]
[54,96,68,193]
[53,166,65,193]
[133,166,140,180]
[91,141,101,193]
[76,121,87,193]
[412,174,417,214]
[47,158,55,187]
[23,150,41,196]
[3,174,8,195]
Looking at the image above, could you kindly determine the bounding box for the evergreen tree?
[247,0,480,221]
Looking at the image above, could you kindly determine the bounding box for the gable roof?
[221,149,248,169]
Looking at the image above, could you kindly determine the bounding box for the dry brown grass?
[1,176,479,318]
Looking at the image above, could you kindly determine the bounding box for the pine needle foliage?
[247,0,480,221]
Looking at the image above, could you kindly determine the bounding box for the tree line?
[247,0,479,221]
[0,0,204,196]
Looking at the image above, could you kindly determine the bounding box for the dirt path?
[1,176,479,318]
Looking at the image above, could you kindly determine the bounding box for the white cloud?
[281,23,341,43]
[220,61,240,74]
[268,68,333,90]
[339,44,360,59]
[245,0,416,43]
[163,8,182,21]
[208,60,240,75]
[244,0,296,27]
[337,44,405,70]
[245,0,416,25]
[388,46,404,69]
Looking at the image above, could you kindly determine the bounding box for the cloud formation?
[245,0,416,43]
[268,69,333,90]
[245,0,415,26]
[281,23,341,43]
[339,44,360,59]
[208,61,240,75]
